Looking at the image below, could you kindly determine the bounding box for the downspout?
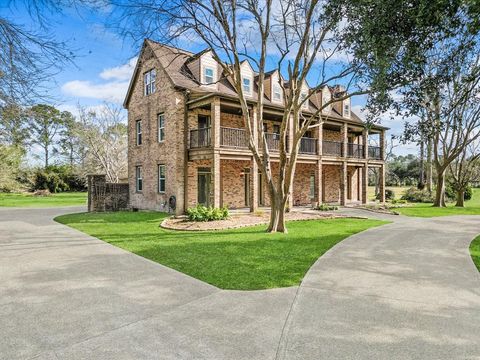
[183,90,191,214]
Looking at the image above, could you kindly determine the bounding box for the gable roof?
[123,39,384,129]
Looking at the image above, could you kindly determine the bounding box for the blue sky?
[5,2,416,155]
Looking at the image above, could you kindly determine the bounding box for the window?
[204,67,214,84]
[158,113,165,142]
[135,120,142,145]
[309,174,315,199]
[273,124,280,140]
[144,69,156,95]
[135,166,143,192]
[273,84,282,101]
[158,164,166,193]
[242,77,251,94]
[344,104,350,117]
[300,92,308,109]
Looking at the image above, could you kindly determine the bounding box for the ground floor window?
[197,167,211,206]
[310,174,315,200]
[135,166,143,192]
[158,164,166,193]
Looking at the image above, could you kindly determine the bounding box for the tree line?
[0,103,127,193]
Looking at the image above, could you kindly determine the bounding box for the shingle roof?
[124,39,387,130]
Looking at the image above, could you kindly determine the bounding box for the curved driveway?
[1,207,479,359]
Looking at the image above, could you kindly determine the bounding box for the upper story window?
[135,166,143,192]
[273,124,280,140]
[144,69,156,96]
[158,113,165,142]
[242,77,251,94]
[158,164,166,193]
[204,67,214,84]
[135,120,142,145]
[300,92,308,109]
[273,84,282,101]
[263,123,268,133]
[343,103,350,117]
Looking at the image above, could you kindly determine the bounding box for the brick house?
[124,39,387,215]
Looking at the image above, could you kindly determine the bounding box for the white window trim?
[158,164,166,193]
[242,77,252,95]
[273,84,282,101]
[158,113,165,142]
[136,166,143,192]
[144,69,156,96]
[136,120,142,146]
[203,66,215,85]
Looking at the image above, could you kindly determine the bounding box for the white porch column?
[379,164,386,204]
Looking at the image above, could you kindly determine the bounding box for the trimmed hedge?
[186,205,229,222]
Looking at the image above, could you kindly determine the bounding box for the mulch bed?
[160,211,356,231]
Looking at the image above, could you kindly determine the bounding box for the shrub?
[401,187,433,203]
[376,189,395,201]
[186,205,229,222]
[445,184,473,201]
[314,203,338,211]
[31,165,86,193]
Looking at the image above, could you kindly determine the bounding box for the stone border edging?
[160,214,367,232]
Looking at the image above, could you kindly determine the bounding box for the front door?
[244,168,250,207]
[198,168,211,206]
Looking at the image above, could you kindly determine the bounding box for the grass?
[55,211,387,290]
[0,192,87,207]
[470,235,480,272]
[393,188,480,217]
[368,185,410,201]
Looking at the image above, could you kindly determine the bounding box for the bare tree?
[448,141,480,207]
[113,0,466,231]
[76,103,127,183]
[428,70,480,206]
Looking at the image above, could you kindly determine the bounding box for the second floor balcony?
[189,126,383,160]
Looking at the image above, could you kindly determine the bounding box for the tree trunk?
[455,190,465,207]
[433,170,446,207]
[419,141,425,186]
[266,190,288,233]
[426,138,433,193]
[45,147,49,169]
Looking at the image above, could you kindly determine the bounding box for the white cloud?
[61,79,129,103]
[61,58,137,104]
[100,57,137,81]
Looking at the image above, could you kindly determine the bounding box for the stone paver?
[1,207,479,359]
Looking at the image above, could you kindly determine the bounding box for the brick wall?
[221,160,250,208]
[323,164,341,203]
[293,163,316,206]
[127,46,186,214]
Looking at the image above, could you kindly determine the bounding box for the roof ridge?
[146,38,195,56]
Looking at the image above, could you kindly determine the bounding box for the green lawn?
[55,211,387,290]
[0,192,87,207]
[368,186,410,201]
[393,188,480,217]
[470,235,480,272]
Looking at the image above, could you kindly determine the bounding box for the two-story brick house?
[124,39,387,215]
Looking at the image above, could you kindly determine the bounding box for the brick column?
[288,114,294,152]
[379,130,385,160]
[317,120,323,156]
[362,128,369,160]
[341,122,348,157]
[379,164,386,203]
[316,159,323,205]
[211,98,221,208]
[340,161,347,205]
[362,163,368,204]
[250,106,258,212]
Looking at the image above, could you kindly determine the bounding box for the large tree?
[448,142,480,207]
[28,104,68,168]
[114,0,470,232]
[76,104,128,183]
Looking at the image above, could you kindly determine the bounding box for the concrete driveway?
[1,207,479,359]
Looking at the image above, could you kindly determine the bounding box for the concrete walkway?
[1,207,479,359]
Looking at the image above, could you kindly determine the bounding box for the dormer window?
[144,69,156,96]
[204,67,214,84]
[344,103,350,117]
[242,77,251,94]
[300,92,308,109]
[273,84,281,101]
